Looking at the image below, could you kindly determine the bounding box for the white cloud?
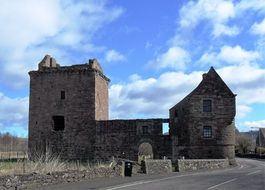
[244,120,265,129]
[213,24,240,37]
[250,18,265,35]
[105,49,126,62]
[109,70,203,118]
[199,45,261,66]
[236,0,265,14]
[179,0,238,37]
[178,0,265,38]
[217,65,265,105]
[237,105,252,119]
[148,47,190,70]
[0,0,124,88]
[129,74,141,81]
[0,0,61,51]
[0,93,28,130]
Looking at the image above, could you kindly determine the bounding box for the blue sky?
[0,0,265,137]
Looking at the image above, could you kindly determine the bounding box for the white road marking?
[207,178,237,190]
[246,170,261,176]
[102,180,153,190]
[102,173,206,190]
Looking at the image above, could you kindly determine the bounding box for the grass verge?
[0,152,111,176]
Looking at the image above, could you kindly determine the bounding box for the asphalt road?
[38,158,265,190]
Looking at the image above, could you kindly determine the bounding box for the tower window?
[61,91,65,100]
[53,116,65,131]
[203,99,212,112]
[203,126,212,138]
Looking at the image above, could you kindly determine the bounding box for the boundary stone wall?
[145,159,172,174]
[176,159,229,172]
[0,167,120,190]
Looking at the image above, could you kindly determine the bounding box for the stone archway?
[138,142,153,163]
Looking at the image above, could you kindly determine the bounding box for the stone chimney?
[202,73,207,80]
[88,59,103,73]
[38,55,60,70]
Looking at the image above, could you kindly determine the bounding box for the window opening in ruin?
[163,122,169,135]
[203,99,212,112]
[61,91,65,100]
[53,116,65,131]
[142,126,149,134]
[203,126,212,138]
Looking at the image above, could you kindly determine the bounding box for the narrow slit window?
[61,91,65,100]
[203,99,212,112]
[203,126,212,138]
[53,116,65,131]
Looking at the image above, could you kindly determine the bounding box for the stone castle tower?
[28,55,110,160]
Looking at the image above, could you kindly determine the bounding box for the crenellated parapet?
[30,55,110,82]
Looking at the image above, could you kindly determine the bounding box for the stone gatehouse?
[28,55,236,162]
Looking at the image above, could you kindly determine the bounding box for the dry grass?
[0,151,111,176]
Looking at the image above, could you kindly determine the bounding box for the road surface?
[38,158,265,190]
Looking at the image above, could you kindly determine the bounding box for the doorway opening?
[138,142,153,163]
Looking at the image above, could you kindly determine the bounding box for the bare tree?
[236,134,253,154]
[1,133,12,152]
[0,132,27,152]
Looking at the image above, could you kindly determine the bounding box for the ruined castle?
[28,55,236,162]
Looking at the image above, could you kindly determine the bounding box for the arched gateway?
[138,142,153,162]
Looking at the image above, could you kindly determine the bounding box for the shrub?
[256,147,265,155]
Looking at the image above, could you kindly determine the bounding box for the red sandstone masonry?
[28,56,235,163]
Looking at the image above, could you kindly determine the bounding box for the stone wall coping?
[145,159,172,162]
[177,159,228,161]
